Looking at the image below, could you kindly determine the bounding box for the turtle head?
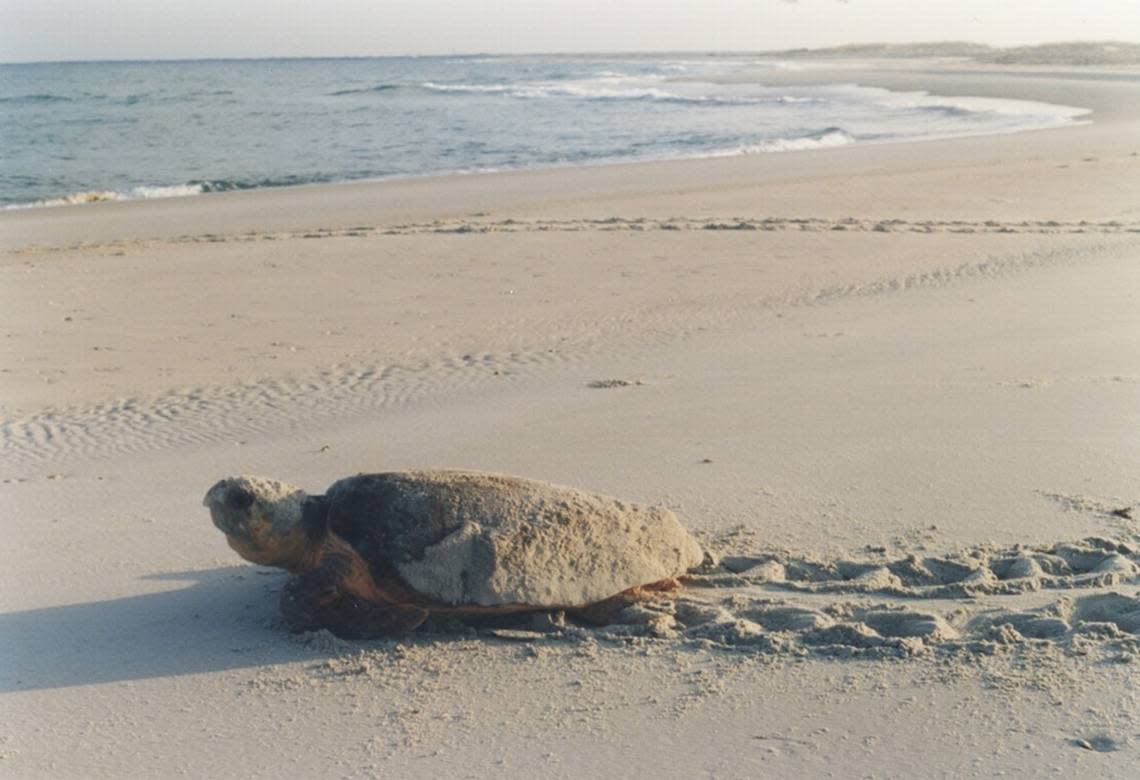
[203,475,313,571]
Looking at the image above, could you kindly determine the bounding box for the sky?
[2,0,1139,63]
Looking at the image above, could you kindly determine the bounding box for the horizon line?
[3,39,1138,67]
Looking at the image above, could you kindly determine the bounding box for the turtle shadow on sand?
[1,565,295,692]
[0,565,595,694]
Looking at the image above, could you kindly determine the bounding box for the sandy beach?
[3,61,1140,777]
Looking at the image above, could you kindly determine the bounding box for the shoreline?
[4,61,1138,250]
[0,113,1088,216]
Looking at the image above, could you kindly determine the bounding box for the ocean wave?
[867,87,1091,119]
[191,174,340,192]
[4,189,123,209]
[34,190,123,207]
[419,79,818,107]
[5,183,207,209]
[421,80,676,101]
[707,128,856,156]
[0,93,74,104]
[130,183,207,199]
[329,83,400,97]
[422,81,527,95]
[4,174,366,209]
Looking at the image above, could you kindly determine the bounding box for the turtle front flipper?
[280,546,428,638]
[325,599,430,639]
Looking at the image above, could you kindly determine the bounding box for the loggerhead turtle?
[203,470,704,637]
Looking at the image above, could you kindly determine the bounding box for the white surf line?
[6,216,1140,256]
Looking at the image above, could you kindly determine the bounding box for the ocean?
[0,54,1090,209]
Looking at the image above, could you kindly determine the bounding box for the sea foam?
[732,128,856,154]
[5,183,206,210]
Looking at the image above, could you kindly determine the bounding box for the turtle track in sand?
[264,527,1140,768]
[280,523,1140,664]
[375,522,1140,664]
[609,531,1140,660]
[6,215,1140,257]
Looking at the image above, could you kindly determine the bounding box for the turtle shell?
[320,470,704,607]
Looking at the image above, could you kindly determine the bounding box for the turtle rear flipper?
[570,578,682,625]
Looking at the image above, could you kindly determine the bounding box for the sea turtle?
[203,470,704,637]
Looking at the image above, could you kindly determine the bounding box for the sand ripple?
[0,351,569,464]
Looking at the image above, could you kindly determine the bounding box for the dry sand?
[2,62,1140,778]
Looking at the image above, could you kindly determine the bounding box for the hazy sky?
[3,0,1138,63]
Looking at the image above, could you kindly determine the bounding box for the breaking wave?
[419,79,824,107]
[721,127,857,155]
[4,177,355,209]
[873,88,1091,119]
[420,80,679,101]
[4,183,208,209]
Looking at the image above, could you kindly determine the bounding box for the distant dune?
[976,41,1140,66]
[768,40,1140,66]
[772,41,991,59]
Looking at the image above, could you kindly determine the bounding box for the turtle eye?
[227,486,255,511]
